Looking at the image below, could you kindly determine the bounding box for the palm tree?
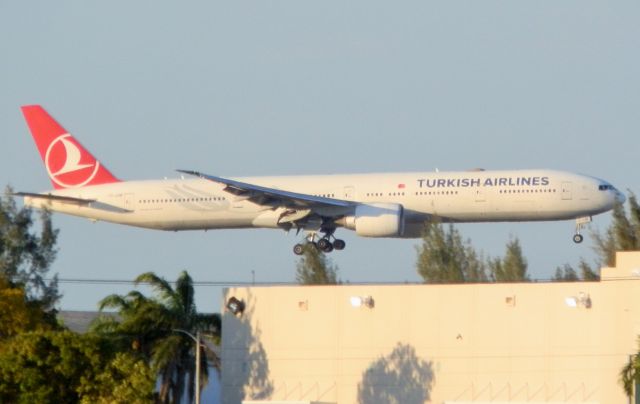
[94,271,221,403]
[621,348,640,400]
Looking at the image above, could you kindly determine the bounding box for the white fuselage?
[25,169,622,238]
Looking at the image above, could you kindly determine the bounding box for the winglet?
[176,169,203,178]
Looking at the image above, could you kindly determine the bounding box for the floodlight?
[565,293,592,309]
[226,296,245,316]
[350,296,363,307]
[565,297,578,308]
[350,295,374,309]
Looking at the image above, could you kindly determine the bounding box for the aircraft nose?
[615,190,626,204]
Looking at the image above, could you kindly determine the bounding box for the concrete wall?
[221,252,640,404]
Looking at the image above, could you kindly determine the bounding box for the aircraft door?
[343,186,355,200]
[578,183,590,200]
[561,182,572,200]
[123,193,136,211]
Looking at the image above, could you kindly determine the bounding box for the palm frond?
[196,313,222,339]
[135,272,175,303]
[620,353,640,397]
[152,335,184,370]
[89,313,121,334]
[98,294,130,311]
[175,270,195,314]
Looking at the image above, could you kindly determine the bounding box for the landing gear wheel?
[322,243,334,253]
[573,234,584,244]
[293,244,305,255]
[333,239,346,250]
[317,238,332,251]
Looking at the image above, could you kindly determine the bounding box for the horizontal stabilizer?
[13,192,96,205]
[14,192,132,213]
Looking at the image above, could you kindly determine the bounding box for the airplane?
[16,105,625,255]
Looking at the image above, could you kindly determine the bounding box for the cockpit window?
[598,184,614,191]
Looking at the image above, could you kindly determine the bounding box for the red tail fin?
[21,105,120,189]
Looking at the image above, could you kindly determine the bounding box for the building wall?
[221,252,640,404]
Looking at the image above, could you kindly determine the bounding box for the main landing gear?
[573,216,592,244]
[293,230,346,255]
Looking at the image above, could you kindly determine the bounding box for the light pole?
[173,329,202,404]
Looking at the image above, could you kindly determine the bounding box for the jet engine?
[338,203,405,237]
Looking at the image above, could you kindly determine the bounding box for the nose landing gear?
[573,216,592,244]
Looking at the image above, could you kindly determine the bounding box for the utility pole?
[173,329,202,404]
[195,331,201,404]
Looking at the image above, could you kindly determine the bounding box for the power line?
[50,278,293,286]
[48,276,640,286]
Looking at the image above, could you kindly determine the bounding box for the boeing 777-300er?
[16,105,625,255]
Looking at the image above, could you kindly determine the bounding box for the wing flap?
[177,169,356,210]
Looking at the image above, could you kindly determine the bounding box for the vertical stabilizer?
[21,105,120,189]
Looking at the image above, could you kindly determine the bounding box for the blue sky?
[1,2,639,312]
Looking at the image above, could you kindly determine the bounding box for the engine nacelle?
[339,203,405,237]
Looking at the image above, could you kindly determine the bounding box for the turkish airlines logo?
[45,134,100,188]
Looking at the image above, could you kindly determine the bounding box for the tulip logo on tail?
[45,134,100,188]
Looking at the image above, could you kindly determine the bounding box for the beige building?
[221,252,640,404]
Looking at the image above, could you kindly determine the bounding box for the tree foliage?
[552,259,599,282]
[489,237,529,282]
[0,190,60,336]
[592,193,640,266]
[295,244,339,285]
[416,222,488,283]
[578,259,600,281]
[78,352,157,404]
[0,330,155,404]
[94,271,221,404]
[552,264,579,281]
[620,339,640,399]
[0,276,52,338]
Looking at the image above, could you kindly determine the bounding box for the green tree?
[0,276,52,338]
[620,340,640,400]
[95,271,221,404]
[592,193,640,266]
[490,237,529,282]
[553,259,600,282]
[78,352,157,404]
[552,264,579,281]
[0,189,59,315]
[416,222,488,283]
[295,244,339,285]
[0,330,155,404]
[578,259,599,281]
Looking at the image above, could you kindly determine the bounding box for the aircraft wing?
[177,169,356,210]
